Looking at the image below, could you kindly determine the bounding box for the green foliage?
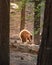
[32,28,40,35]
[34,0,45,35]
[35,0,40,1]
[17,0,29,11]
[10,0,29,11]
[34,28,40,35]
[35,0,45,20]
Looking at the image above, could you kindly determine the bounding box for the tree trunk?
[20,4,26,31]
[0,0,9,65]
[40,1,45,36]
[37,0,52,65]
[10,0,15,2]
[34,0,41,31]
[20,0,27,31]
[34,0,41,45]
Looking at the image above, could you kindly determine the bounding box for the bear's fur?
[19,29,32,43]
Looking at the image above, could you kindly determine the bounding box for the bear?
[19,29,32,43]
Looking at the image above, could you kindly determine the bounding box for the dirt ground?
[10,51,37,65]
[10,30,40,65]
[10,2,40,65]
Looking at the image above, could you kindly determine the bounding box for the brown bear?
[19,29,32,43]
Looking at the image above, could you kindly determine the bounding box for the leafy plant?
[34,0,45,35]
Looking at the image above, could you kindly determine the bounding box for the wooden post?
[0,0,10,65]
